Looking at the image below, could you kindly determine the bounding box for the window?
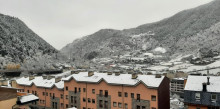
[83,98,86,102]
[211,94,217,101]
[43,92,45,96]
[74,96,77,103]
[100,90,103,96]
[50,93,52,97]
[113,102,117,107]
[195,93,200,100]
[137,94,140,101]
[131,93,134,98]
[32,91,34,94]
[66,95,68,99]
[66,86,68,90]
[125,92,128,97]
[105,90,108,97]
[104,101,108,108]
[142,106,146,109]
[83,107,86,109]
[125,103,128,109]
[83,88,86,92]
[92,89,95,94]
[71,96,73,103]
[66,104,68,108]
[46,92,48,96]
[53,93,55,98]
[137,105,140,109]
[99,100,103,108]
[152,107,156,109]
[88,98,91,103]
[196,108,200,109]
[151,95,156,101]
[92,99,95,103]
[61,94,63,99]
[75,87,77,93]
[118,92,122,97]
[118,102,122,108]
[61,103,63,107]
[27,90,29,93]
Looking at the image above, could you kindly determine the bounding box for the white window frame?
[211,94,217,102]
[195,93,200,100]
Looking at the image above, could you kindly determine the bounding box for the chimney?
[202,83,207,92]
[47,76,55,80]
[71,70,79,74]
[29,76,35,80]
[55,77,62,83]
[88,71,94,77]
[132,73,138,79]
[115,72,120,76]
[107,72,112,75]
[155,74,161,78]
[43,76,47,79]
[207,77,210,85]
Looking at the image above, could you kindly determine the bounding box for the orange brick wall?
[64,79,158,109]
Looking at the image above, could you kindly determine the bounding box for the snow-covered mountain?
[61,0,220,63]
[0,13,60,70]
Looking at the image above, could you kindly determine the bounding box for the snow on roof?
[184,76,220,92]
[143,52,154,57]
[147,66,169,71]
[68,107,77,109]
[20,94,39,103]
[154,47,166,53]
[63,72,164,88]
[16,76,64,89]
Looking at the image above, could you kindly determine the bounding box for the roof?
[63,72,165,88]
[184,76,220,92]
[19,94,39,104]
[16,76,64,89]
[0,87,17,101]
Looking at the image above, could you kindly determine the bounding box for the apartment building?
[184,76,220,109]
[15,71,170,109]
[170,78,186,98]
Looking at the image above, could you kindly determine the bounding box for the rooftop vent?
[55,77,62,83]
[43,76,47,79]
[47,76,55,80]
[115,72,120,76]
[71,70,79,74]
[207,77,210,85]
[155,74,161,78]
[29,76,35,80]
[132,73,138,79]
[88,71,94,77]
[107,72,112,75]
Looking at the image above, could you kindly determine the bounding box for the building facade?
[170,78,186,98]
[15,71,170,109]
[184,76,220,109]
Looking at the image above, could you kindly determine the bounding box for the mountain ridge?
[61,0,220,63]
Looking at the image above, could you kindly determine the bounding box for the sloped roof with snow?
[19,94,39,103]
[184,76,220,92]
[63,72,165,88]
[16,76,64,89]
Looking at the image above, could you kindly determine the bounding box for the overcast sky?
[0,0,213,50]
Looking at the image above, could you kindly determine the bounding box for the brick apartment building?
[184,76,220,109]
[15,71,170,109]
